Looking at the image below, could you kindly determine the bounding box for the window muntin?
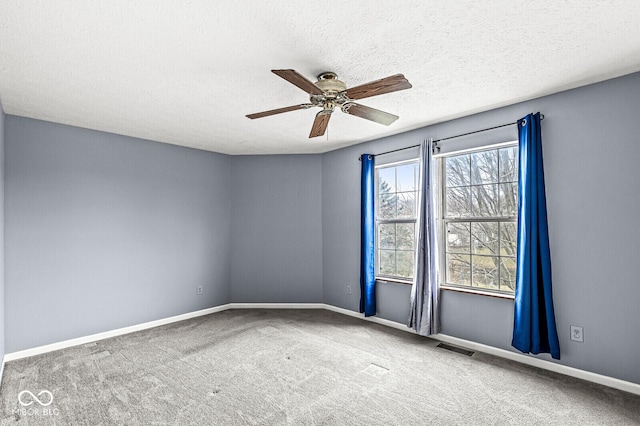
[441,145,518,295]
[376,160,419,282]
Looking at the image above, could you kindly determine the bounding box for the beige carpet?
[1,309,639,425]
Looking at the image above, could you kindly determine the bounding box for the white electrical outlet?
[570,325,583,342]
[197,285,203,295]
[346,285,352,295]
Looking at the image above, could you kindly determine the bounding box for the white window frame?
[436,140,519,298]
[374,157,419,284]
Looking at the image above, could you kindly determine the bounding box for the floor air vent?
[437,343,475,357]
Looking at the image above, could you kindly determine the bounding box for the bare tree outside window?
[443,146,518,294]
[376,161,419,281]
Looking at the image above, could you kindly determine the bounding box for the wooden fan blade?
[272,69,324,95]
[345,74,412,100]
[246,104,311,119]
[343,103,399,126]
[309,111,332,138]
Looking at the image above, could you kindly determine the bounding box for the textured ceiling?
[1,1,640,155]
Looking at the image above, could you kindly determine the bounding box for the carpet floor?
[1,309,639,425]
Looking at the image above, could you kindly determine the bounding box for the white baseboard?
[319,305,640,396]
[3,304,231,362]
[4,302,640,396]
[0,355,4,389]
[323,305,416,332]
[227,303,326,310]
[429,333,640,396]
[3,303,321,362]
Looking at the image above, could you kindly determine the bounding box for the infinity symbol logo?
[18,390,54,407]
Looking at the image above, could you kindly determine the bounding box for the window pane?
[376,161,419,279]
[472,222,498,255]
[440,146,519,295]
[499,257,517,293]
[396,251,414,279]
[375,161,418,281]
[500,222,517,256]
[472,256,499,290]
[471,184,498,217]
[499,183,518,217]
[446,222,470,254]
[499,147,518,182]
[447,254,471,285]
[446,155,470,187]
[379,250,395,275]
[378,167,395,192]
[446,186,470,217]
[379,224,395,249]
[396,163,416,192]
[397,192,415,219]
[471,150,498,185]
[396,223,415,250]
[378,192,396,219]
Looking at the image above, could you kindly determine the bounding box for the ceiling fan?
[246,70,412,138]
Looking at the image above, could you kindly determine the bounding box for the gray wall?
[3,120,325,352]
[0,101,5,363]
[322,72,640,384]
[5,117,232,352]
[4,72,640,385]
[230,155,323,303]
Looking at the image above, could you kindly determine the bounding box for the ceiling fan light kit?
[247,69,412,138]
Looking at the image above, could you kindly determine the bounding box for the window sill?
[375,277,413,286]
[440,285,515,300]
[373,279,516,299]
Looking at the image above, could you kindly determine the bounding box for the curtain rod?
[359,114,544,160]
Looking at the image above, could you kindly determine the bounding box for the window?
[440,144,518,295]
[375,160,419,282]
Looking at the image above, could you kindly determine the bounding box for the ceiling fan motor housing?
[311,72,349,111]
[315,72,347,96]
